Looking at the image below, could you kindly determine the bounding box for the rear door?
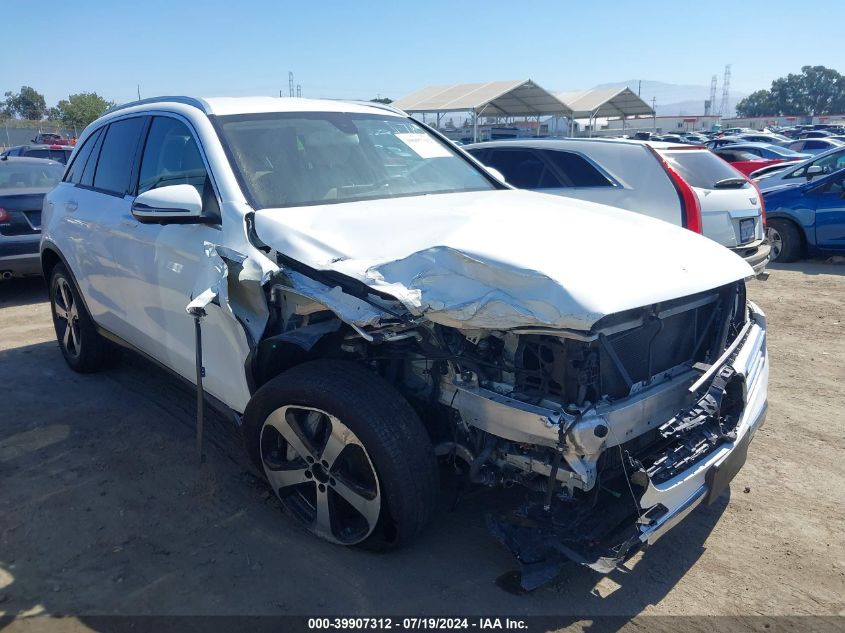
[807,173,845,252]
[53,116,148,337]
[659,148,763,248]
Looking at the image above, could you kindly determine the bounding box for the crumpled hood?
[254,190,752,331]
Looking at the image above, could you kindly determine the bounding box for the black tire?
[243,360,439,550]
[768,219,803,263]
[49,263,117,372]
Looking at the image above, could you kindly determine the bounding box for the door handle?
[65,200,78,212]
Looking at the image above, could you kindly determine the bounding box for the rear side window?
[804,141,826,150]
[482,149,560,189]
[93,117,146,194]
[539,150,614,187]
[65,128,103,184]
[80,130,107,187]
[660,150,746,189]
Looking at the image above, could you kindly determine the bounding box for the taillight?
[0,208,9,223]
[748,178,767,228]
[649,147,703,233]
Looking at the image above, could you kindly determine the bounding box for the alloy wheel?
[53,278,81,359]
[260,405,381,545]
[768,227,783,261]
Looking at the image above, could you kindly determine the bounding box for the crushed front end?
[424,281,768,589]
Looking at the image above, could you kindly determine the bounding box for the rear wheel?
[768,219,803,263]
[243,360,439,550]
[49,264,116,372]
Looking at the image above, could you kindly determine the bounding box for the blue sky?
[4,0,844,108]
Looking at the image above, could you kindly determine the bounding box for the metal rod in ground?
[193,311,206,464]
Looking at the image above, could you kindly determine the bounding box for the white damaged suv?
[41,97,769,589]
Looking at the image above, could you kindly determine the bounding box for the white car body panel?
[694,186,765,248]
[254,189,753,332]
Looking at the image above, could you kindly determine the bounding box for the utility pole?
[289,71,295,97]
[137,84,141,100]
[638,80,641,97]
[296,84,301,98]
[652,97,657,131]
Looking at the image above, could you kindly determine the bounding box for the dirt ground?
[0,261,843,628]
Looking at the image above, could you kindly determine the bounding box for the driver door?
[808,173,845,252]
[118,114,252,409]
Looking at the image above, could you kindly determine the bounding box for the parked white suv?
[41,97,769,589]
[466,139,771,277]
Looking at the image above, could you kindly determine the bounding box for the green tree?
[55,92,114,130]
[738,66,845,116]
[735,90,776,117]
[3,86,47,120]
[370,97,393,104]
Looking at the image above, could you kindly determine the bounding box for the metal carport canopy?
[556,87,654,118]
[394,79,572,117]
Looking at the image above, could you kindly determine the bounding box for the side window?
[138,117,208,195]
[804,141,824,151]
[482,149,548,189]
[92,117,146,195]
[745,148,763,157]
[540,150,614,188]
[137,116,219,219]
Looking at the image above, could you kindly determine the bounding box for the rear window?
[0,161,64,190]
[660,149,746,189]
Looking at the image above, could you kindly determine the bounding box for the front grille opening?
[514,284,742,405]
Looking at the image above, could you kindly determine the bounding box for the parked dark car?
[0,144,74,164]
[0,157,65,278]
[763,168,845,262]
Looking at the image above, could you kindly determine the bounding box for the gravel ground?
[0,261,842,630]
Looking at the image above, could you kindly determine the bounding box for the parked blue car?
[764,168,845,262]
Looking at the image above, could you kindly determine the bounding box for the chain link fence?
[1,121,79,152]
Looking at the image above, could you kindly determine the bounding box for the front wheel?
[243,360,439,550]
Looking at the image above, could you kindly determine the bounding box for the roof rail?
[105,96,211,116]
[343,100,407,116]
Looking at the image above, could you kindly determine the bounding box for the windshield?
[0,160,64,190]
[216,112,495,208]
[660,149,747,189]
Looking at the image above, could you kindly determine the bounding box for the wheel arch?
[245,319,348,394]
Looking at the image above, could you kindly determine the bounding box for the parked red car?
[712,148,784,177]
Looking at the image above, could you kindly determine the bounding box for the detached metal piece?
[188,305,208,464]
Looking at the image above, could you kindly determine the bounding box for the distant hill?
[591,79,748,117]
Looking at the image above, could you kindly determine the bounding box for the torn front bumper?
[490,301,769,590]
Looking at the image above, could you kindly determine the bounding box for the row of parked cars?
[463,129,845,265]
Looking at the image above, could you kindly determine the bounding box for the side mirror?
[132,184,208,224]
[806,165,823,180]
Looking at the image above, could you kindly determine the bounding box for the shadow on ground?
[0,277,47,309]
[767,258,845,277]
[0,336,726,624]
